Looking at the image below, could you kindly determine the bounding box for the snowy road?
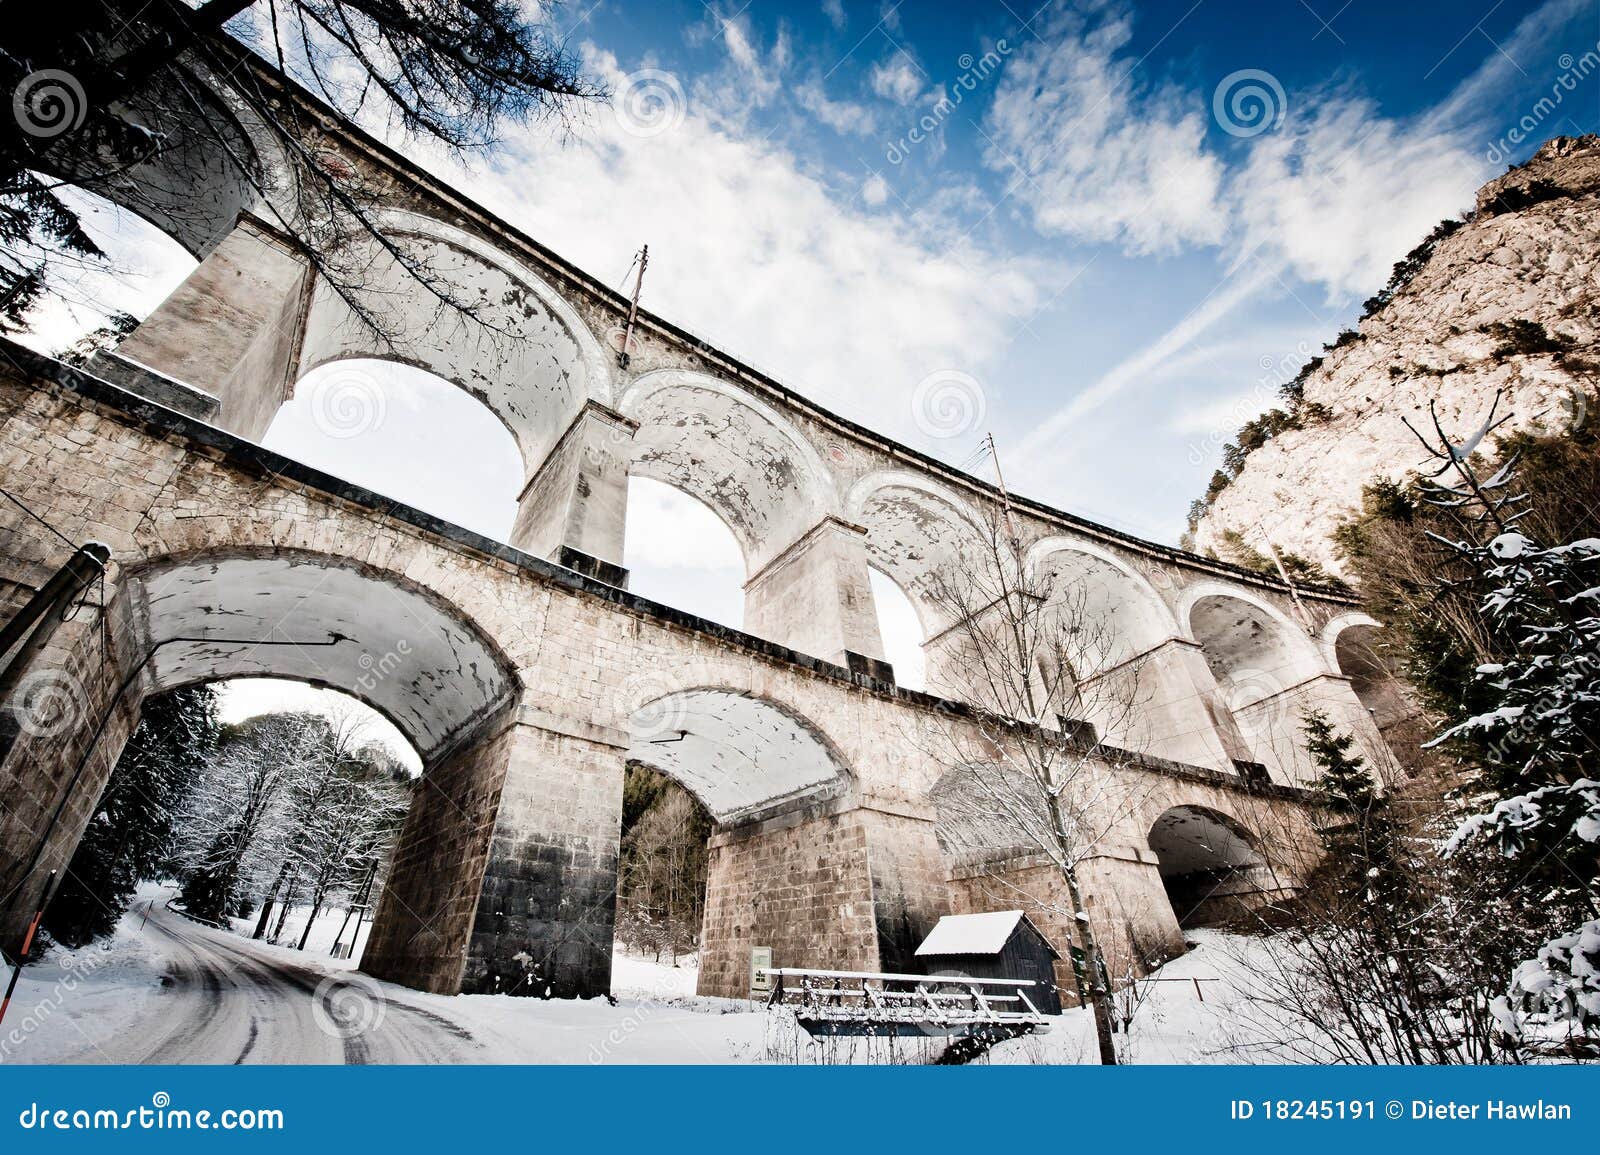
[8,899,763,1064]
[32,907,486,1065]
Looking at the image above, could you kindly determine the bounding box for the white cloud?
[1014,259,1274,469]
[795,77,878,136]
[861,173,890,205]
[1230,96,1486,302]
[870,55,926,105]
[468,48,1048,436]
[821,0,846,31]
[982,5,1227,256]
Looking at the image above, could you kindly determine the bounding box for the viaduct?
[0,50,1413,1000]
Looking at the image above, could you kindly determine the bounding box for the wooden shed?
[915,911,1062,1015]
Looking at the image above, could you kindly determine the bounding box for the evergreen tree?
[1305,708,1396,887]
[1401,395,1600,1043]
[43,685,220,945]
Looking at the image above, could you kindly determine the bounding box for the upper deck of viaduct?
[49,50,1394,784]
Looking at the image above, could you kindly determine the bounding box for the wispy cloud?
[982,4,1227,256]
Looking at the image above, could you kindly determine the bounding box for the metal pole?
[618,245,648,368]
[0,870,56,1027]
[986,433,1022,556]
[0,543,109,695]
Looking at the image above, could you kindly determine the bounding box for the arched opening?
[613,764,715,996]
[42,677,420,969]
[850,475,990,696]
[296,216,610,475]
[869,567,925,691]
[117,550,519,767]
[215,678,421,776]
[1188,592,1320,782]
[1332,621,1425,776]
[24,56,271,263]
[1031,544,1178,753]
[621,477,745,630]
[849,476,988,635]
[190,680,417,956]
[620,688,852,997]
[1333,624,1414,737]
[263,359,525,542]
[625,689,849,823]
[620,372,834,581]
[1147,806,1271,930]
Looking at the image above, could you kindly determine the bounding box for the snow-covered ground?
[988,929,1276,1064]
[2,894,1285,1065]
[226,898,375,961]
[611,950,701,999]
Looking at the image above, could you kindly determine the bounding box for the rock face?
[1193,135,1600,578]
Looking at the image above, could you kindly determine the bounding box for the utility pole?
[985,432,1022,556]
[618,244,648,369]
[1257,521,1314,633]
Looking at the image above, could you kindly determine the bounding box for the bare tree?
[1,0,601,335]
[911,503,1157,1065]
[171,712,324,924]
[617,770,710,963]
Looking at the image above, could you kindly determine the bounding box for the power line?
[0,487,77,552]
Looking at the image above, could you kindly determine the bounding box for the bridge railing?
[759,966,1051,1037]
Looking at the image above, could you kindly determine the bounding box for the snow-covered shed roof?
[916,911,1036,957]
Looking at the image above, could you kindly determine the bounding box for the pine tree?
[1304,709,1400,895]
[1403,395,1600,1043]
[43,686,219,945]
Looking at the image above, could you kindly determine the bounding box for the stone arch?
[115,548,520,767]
[1323,613,1421,760]
[295,210,614,479]
[626,687,854,824]
[618,370,839,576]
[1024,538,1180,667]
[1146,804,1274,929]
[1179,583,1325,700]
[1180,583,1327,781]
[31,58,284,261]
[846,471,991,632]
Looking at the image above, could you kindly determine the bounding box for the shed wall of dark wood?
[919,921,1062,1015]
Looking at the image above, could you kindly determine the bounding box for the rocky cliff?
[1191,135,1600,578]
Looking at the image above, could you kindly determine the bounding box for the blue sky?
[25,0,1600,736]
[483,0,1599,540]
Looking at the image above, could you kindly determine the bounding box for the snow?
[0,900,1399,1065]
[1489,532,1531,559]
[987,930,1309,1064]
[227,900,376,959]
[915,910,1026,956]
[610,950,700,999]
[0,883,180,1065]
